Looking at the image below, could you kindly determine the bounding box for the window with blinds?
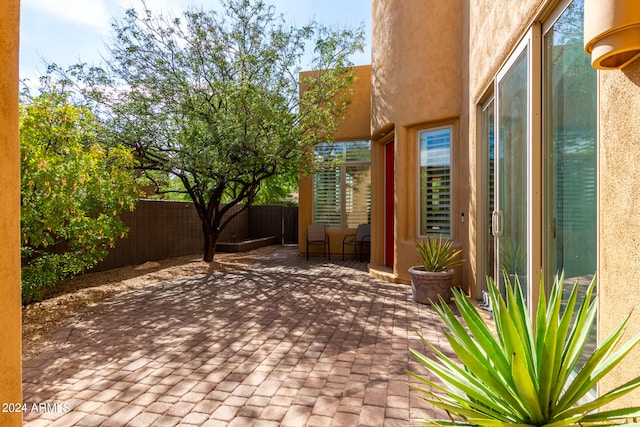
[419,127,452,236]
[313,141,371,229]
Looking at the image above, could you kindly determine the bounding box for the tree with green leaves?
[20,88,139,304]
[66,0,364,261]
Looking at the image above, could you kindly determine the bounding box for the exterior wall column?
[370,0,463,284]
[0,0,24,426]
[597,58,640,405]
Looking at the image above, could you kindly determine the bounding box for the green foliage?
[414,236,463,272]
[500,237,526,275]
[20,88,139,304]
[407,273,640,426]
[59,0,363,260]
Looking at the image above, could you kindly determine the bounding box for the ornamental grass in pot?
[407,272,640,426]
[409,236,463,304]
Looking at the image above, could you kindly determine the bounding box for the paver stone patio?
[23,247,452,426]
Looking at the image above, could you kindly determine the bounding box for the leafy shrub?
[20,88,139,304]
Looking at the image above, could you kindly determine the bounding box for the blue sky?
[19,0,372,85]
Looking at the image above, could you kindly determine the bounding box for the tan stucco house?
[299,0,640,406]
[2,0,640,424]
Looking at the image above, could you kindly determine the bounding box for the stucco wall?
[0,1,23,426]
[370,0,463,284]
[598,58,640,406]
[468,1,541,100]
[371,0,462,131]
[466,0,545,295]
[298,65,372,256]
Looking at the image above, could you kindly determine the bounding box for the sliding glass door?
[481,1,595,321]
[494,43,531,304]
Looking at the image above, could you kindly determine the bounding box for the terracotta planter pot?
[408,266,454,304]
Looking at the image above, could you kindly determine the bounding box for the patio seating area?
[22,246,449,426]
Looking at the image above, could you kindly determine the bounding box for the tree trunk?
[202,223,219,262]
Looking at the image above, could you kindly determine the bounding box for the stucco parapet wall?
[371,0,462,130]
[468,0,540,99]
[584,0,640,69]
[300,65,372,141]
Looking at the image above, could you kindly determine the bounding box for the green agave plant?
[407,272,640,426]
[415,236,463,272]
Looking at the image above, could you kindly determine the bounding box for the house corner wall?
[371,0,463,284]
[598,58,640,406]
[0,1,24,426]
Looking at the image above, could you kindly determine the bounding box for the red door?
[384,141,395,267]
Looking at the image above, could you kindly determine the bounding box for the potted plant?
[408,236,463,304]
[407,272,640,426]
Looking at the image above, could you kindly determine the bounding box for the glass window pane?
[313,142,344,163]
[345,165,371,228]
[497,48,529,302]
[313,167,341,227]
[313,141,371,228]
[345,140,371,162]
[544,0,596,372]
[419,127,451,235]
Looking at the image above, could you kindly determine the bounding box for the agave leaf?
[436,297,527,416]
[420,394,504,423]
[408,348,481,398]
[539,413,584,427]
[548,275,585,409]
[505,274,537,381]
[511,351,544,423]
[414,236,463,272]
[553,276,597,404]
[579,403,640,423]
[553,301,598,410]
[556,332,640,417]
[534,272,548,363]
[407,372,492,418]
[408,346,518,419]
[408,379,510,423]
[487,277,531,370]
[466,417,535,427]
[558,378,640,420]
[450,287,512,378]
[432,295,513,390]
[555,315,633,412]
[432,297,489,360]
[409,338,525,421]
[509,274,535,356]
[442,333,524,417]
[410,422,475,427]
[489,280,536,402]
[536,273,558,418]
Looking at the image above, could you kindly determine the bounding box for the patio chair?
[306,223,330,261]
[342,223,371,261]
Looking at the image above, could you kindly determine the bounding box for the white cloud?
[23,0,111,32]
